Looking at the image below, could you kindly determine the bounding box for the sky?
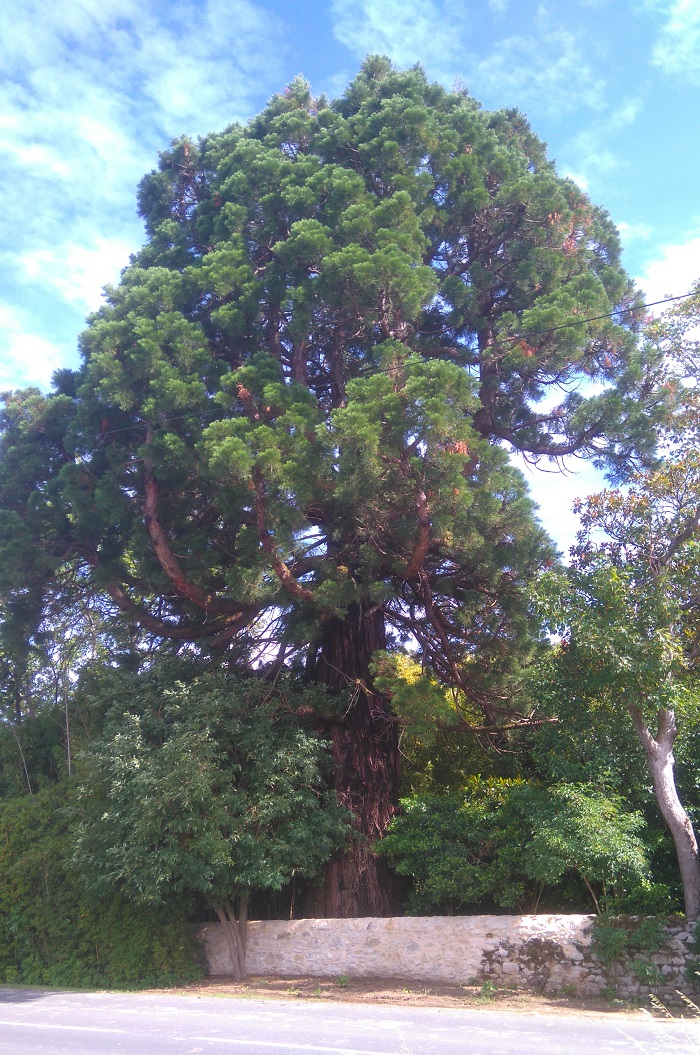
[2,0,700,554]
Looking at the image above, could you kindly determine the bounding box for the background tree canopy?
[0,57,679,917]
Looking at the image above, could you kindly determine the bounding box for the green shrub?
[0,785,203,988]
[377,782,650,914]
[591,915,667,992]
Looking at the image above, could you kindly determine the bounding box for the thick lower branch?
[142,447,243,617]
[254,472,314,602]
[80,543,255,641]
[404,488,431,579]
[143,466,214,609]
[104,579,253,641]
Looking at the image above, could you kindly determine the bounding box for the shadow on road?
[0,987,60,1004]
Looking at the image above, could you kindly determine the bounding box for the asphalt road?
[0,988,698,1055]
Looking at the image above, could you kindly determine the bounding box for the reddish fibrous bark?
[305,600,401,918]
[141,437,249,618]
[253,472,315,603]
[403,487,431,580]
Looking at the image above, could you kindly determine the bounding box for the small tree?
[509,784,650,914]
[543,377,700,917]
[73,665,349,978]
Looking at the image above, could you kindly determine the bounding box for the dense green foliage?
[0,665,348,984]
[0,56,669,701]
[377,783,650,915]
[72,665,349,912]
[0,786,202,988]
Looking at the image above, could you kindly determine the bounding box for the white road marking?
[0,1019,404,1054]
[0,1021,128,1035]
[193,1037,405,1054]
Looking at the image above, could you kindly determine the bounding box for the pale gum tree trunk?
[628,703,700,920]
[214,895,249,980]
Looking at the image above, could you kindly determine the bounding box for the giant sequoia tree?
[0,59,672,914]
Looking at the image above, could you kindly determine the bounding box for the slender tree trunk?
[629,704,700,920]
[305,600,401,917]
[581,875,601,915]
[10,720,32,796]
[214,899,248,979]
[63,675,72,778]
[237,893,248,966]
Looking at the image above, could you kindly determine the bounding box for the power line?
[491,290,697,345]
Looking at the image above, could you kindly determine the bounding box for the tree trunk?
[629,704,700,920]
[306,600,401,917]
[214,898,248,979]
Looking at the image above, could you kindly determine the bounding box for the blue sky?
[2,0,699,552]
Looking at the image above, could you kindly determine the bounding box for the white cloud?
[636,232,700,306]
[559,97,641,191]
[650,0,700,79]
[0,136,73,179]
[558,146,619,196]
[76,116,131,163]
[473,25,607,115]
[570,97,640,147]
[331,0,464,75]
[616,99,643,125]
[0,308,70,393]
[331,0,607,117]
[19,239,134,311]
[617,220,653,242]
[521,459,607,559]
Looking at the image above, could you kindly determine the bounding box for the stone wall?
[198,914,697,1000]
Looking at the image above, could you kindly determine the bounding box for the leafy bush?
[71,664,351,977]
[72,667,349,910]
[591,915,668,992]
[377,782,650,914]
[0,785,202,988]
[375,785,521,913]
